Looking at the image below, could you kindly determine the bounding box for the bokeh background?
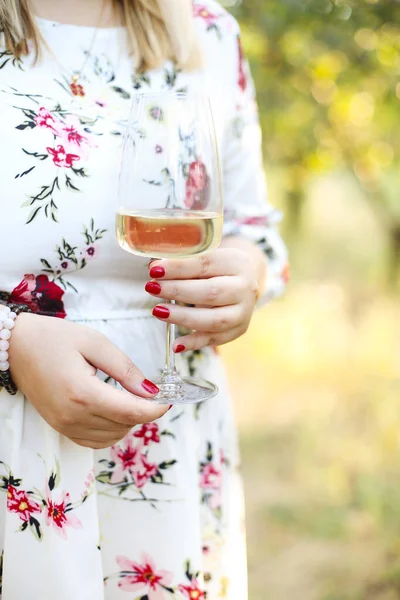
[220,1,400,598]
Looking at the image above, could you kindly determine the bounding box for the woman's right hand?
[8,313,169,449]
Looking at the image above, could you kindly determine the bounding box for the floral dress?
[0,2,288,599]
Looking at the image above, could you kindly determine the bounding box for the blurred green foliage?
[233,0,400,286]
[221,4,400,598]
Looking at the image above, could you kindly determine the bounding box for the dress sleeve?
[221,33,289,304]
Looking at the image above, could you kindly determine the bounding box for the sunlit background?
[220,1,400,598]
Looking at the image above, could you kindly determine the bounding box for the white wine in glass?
[116,209,223,258]
[117,91,223,404]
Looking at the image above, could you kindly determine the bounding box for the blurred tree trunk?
[348,170,400,290]
[286,186,305,238]
[388,225,400,290]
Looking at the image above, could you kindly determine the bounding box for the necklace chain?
[52,0,108,97]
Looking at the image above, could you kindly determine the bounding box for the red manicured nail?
[175,344,186,353]
[168,404,173,411]
[145,281,162,295]
[142,379,160,394]
[150,266,165,279]
[152,306,170,319]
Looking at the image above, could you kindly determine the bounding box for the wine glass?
[117,91,223,405]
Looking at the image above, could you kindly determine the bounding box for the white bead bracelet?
[0,306,17,372]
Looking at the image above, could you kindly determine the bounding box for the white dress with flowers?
[0,2,287,599]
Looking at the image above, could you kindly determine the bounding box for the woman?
[0,0,287,598]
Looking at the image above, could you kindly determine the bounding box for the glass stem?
[164,299,177,377]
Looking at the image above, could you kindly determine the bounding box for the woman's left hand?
[145,248,262,352]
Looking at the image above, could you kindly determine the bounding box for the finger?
[80,333,160,398]
[145,276,245,307]
[148,248,249,281]
[86,377,169,426]
[152,303,242,333]
[84,414,134,431]
[66,425,131,440]
[70,437,122,450]
[173,326,246,352]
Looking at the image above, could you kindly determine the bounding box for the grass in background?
[221,175,400,600]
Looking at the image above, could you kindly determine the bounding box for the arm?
[220,31,288,305]
[144,25,288,350]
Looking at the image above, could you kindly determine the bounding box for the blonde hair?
[0,0,200,71]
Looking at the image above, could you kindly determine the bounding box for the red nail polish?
[145,281,162,295]
[142,379,160,394]
[167,404,173,411]
[150,266,165,279]
[152,306,170,319]
[175,344,185,353]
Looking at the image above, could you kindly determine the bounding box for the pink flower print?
[193,4,220,26]
[178,580,205,600]
[237,36,247,92]
[200,462,222,510]
[55,115,91,156]
[7,485,41,522]
[237,215,270,227]
[200,462,221,490]
[110,440,141,484]
[133,454,158,489]
[133,423,160,447]
[58,258,74,273]
[35,107,59,132]
[185,160,210,210]
[47,145,80,168]
[149,105,163,121]
[116,553,173,599]
[282,263,290,284]
[82,468,95,498]
[83,244,98,261]
[59,124,87,148]
[45,489,83,540]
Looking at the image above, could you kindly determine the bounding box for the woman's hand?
[145,243,265,352]
[9,313,168,449]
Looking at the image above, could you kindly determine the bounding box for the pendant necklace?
[60,0,107,97]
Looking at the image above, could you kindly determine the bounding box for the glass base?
[153,376,218,405]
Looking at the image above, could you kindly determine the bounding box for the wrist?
[0,306,17,394]
[220,236,267,300]
[0,303,33,395]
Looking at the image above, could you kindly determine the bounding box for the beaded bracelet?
[0,302,32,396]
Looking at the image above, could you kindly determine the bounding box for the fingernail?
[167,404,173,411]
[150,266,165,279]
[152,305,170,319]
[145,281,162,295]
[142,379,160,394]
[175,344,186,353]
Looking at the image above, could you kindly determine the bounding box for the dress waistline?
[66,308,153,322]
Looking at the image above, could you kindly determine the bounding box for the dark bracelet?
[0,302,32,396]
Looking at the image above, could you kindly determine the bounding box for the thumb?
[81,332,160,399]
